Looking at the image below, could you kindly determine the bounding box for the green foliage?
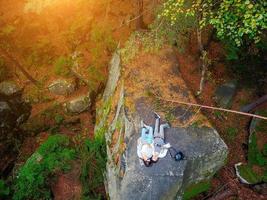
[210,0,267,46]
[263,144,267,156]
[26,37,55,67]
[120,33,139,64]
[160,0,267,46]
[226,127,238,140]
[255,111,267,133]
[248,133,267,167]
[89,24,116,67]
[0,180,9,198]
[13,134,75,200]
[54,114,65,125]
[237,164,262,184]
[53,56,72,77]
[77,136,106,199]
[214,111,223,120]
[120,30,164,64]
[183,181,211,200]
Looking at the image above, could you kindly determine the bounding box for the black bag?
[169,147,184,161]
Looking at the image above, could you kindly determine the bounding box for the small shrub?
[183,181,211,200]
[0,180,9,198]
[248,133,267,167]
[120,30,164,64]
[237,164,262,184]
[13,134,75,200]
[78,136,107,199]
[54,114,65,125]
[226,127,238,140]
[53,56,72,77]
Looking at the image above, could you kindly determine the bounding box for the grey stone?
[0,81,20,96]
[64,94,90,114]
[103,51,121,101]
[0,92,31,174]
[48,79,76,96]
[214,81,237,108]
[103,95,228,200]
[98,47,228,200]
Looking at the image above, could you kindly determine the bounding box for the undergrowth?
[75,132,107,199]
[120,30,164,64]
[13,134,75,200]
[53,56,72,77]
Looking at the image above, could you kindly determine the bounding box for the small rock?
[64,94,90,114]
[48,79,76,96]
[214,81,237,108]
[0,81,20,96]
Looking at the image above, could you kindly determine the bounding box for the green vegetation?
[78,137,107,199]
[0,180,9,198]
[238,131,267,184]
[120,31,164,64]
[160,0,267,47]
[13,134,75,200]
[214,111,224,120]
[248,133,267,167]
[183,181,211,200]
[226,127,238,141]
[53,56,72,77]
[54,114,65,125]
[237,164,262,184]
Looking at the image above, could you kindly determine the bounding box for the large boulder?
[95,47,228,200]
[0,85,31,176]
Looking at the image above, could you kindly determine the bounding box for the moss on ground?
[237,164,262,184]
[183,181,211,200]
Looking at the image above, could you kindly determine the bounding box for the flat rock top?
[121,125,225,200]
[124,47,210,128]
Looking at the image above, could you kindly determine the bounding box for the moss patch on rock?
[183,181,211,200]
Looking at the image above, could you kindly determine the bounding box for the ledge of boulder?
[95,46,228,200]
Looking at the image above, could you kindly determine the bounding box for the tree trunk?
[197,27,209,96]
[136,0,146,29]
[0,48,39,86]
[241,94,267,112]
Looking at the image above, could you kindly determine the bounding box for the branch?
[0,48,39,86]
[240,94,267,113]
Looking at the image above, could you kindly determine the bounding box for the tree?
[0,22,39,86]
[160,0,267,95]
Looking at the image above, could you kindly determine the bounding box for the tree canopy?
[160,0,267,46]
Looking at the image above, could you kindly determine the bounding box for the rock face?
[214,81,237,108]
[48,79,76,96]
[0,82,31,176]
[96,47,228,200]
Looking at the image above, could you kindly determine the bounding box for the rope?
[155,96,267,121]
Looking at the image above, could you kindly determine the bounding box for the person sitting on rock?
[137,121,154,167]
[152,113,171,163]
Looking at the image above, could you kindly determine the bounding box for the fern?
[13,134,75,200]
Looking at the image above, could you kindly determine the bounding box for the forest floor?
[176,38,267,200]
